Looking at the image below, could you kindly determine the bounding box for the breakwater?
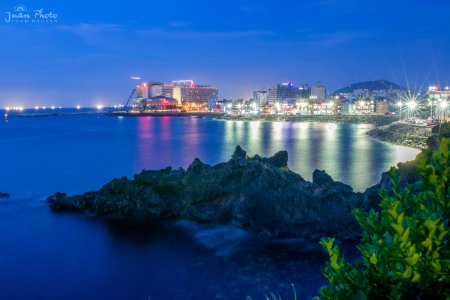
[366,122,432,149]
[107,111,225,117]
[215,114,398,125]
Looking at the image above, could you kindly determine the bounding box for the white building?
[311,82,326,102]
[253,91,268,108]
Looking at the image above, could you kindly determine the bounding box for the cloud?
[302,31,371,47]
[136,28,273,40]
[167,21,190,28]
[57,22,272,43]
[57,23,121,38]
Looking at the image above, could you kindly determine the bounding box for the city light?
[5,106,24,111]
[96,105,104,110]
[407,101,417,110]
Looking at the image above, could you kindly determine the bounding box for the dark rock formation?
[48,146,387,240]
[0,192,10,198]
[216,114,398,126]
[366,122,431,149]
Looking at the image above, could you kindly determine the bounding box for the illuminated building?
[268,82,310,105]
[428,85,450,122]
[162,83,174,98]
[354,99,375,115]
[136,82,164,98]
[134,80,219,111]
[253,91,268,108]
[136,96,178,111]
[311,82,326,102]
[428,85,450,101]
[341,100,355,115]
[375,100,389,115]
[172,80,219,111]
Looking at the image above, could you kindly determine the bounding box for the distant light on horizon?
[96,104,104,110]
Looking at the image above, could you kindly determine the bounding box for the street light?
[396,101,403,120]
[406,100,417,119]
[439,100,448,122]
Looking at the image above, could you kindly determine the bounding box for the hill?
[334,80,405,95]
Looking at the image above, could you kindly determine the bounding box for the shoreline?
[214,114,399,125]
[366,122,432,149]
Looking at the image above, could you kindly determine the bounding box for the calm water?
[0,113,418,299]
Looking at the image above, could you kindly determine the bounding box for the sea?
[0,109,419,299]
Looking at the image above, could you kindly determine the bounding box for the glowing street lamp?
[407,100,417,109]
[406,100,417,119]
[439,100,448,122]
[396,101,403,120]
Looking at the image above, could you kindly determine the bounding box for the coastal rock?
[366,122,431,149]
[47,146,385,240]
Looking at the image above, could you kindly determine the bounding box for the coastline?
[214,114,399,125]
[14,111,429,149]
[366,122,432,149]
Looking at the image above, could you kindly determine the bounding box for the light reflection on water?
[194,119,418,191]
[0,114,421,299]
[0,115,419,197]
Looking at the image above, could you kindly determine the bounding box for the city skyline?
[1,0,449,107]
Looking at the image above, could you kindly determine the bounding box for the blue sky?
[0,0,449,107]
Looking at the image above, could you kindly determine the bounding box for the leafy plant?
[319,138,450,299]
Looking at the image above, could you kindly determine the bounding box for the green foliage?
[319,138,450,299]
[280,166,289,172]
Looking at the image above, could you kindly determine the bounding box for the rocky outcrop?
[216,114,398,126]
[366,122,432,149]
[48,146,385,240]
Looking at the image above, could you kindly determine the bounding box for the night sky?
[0,0,449,107]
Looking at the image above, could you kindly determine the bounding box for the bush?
[319,138,450,299]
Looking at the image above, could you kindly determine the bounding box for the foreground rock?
[48,146,381,240]
[366,122,432,149]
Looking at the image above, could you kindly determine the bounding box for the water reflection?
[219,120,418,191]
[136,117,153,171]
[135,117,418,192]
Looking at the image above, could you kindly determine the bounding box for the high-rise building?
[311,82,326,102]
[375,100,389,115]
[171,80,219,110]
[136,82,164,99]
[253,91,268,107]
[162,83,174,98]
[268,82,310,105]
[134,80,219,111]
